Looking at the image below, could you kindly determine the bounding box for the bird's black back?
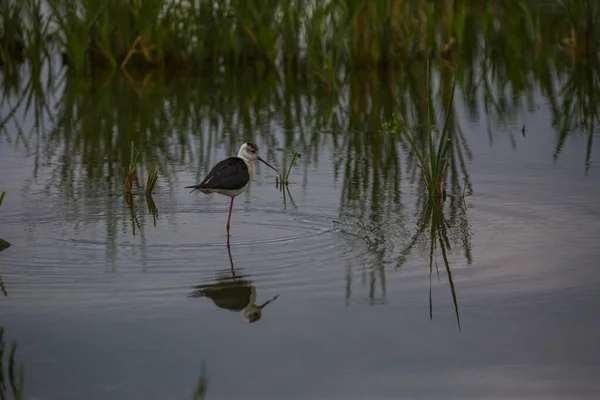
[198,157,250,191]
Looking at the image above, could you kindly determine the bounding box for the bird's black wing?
[189,157,250,191]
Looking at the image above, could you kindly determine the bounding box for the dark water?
[1,60,600,399]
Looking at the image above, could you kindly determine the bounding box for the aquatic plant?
[0,1,25,65]
[0,0,569,78]
[124,141,139,194]
[275,151,299,208]
[386,61,457,199]
[560,0,600,55]
[145,160,159,195]
[276,151,299,187]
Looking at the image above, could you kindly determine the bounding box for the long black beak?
[259,294,279,309]
[258,156,278,172]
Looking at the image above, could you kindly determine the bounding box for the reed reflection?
[549,51,600,175]
[191,362,207,400]
[398,195,471,329]
[0,192,8,297]
[0,327,25,399]
[189,245,279,323]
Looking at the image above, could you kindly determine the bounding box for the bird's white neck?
[237,150,254,179]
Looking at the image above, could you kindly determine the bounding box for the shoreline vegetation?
[1,0,597,77]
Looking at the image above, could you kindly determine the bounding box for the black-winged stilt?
[185,143,277,236]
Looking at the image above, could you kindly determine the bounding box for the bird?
[185,143,277,236]
[189,244,280,323]
[190,274,280,323]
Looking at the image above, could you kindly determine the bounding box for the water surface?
[1,59,600,399]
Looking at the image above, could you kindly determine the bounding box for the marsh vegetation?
[1,2,600,396]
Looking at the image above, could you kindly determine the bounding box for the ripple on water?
[1,204,347,310]
[125,207,345,297]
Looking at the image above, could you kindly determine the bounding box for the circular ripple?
[0,187,358,310]
[51,207,336,249]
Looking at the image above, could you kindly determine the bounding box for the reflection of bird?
[185,143,277,237]
[189,245,279,323]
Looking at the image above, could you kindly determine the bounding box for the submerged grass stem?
[124,141,139,194]
[145,161,159,196]
[390,60,458,199]
[277,151,299,187]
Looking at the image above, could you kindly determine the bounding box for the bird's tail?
[185,184,203,194]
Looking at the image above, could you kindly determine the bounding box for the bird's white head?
[237,142,260,162]
[237,143,277,172]
[241,293,280,323]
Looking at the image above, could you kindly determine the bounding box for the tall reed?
[388,60,458,199]
[4,0,579,78]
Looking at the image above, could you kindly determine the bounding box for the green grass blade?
[400,124,433,187]
[426,59,437,176]
[437,74,458,159]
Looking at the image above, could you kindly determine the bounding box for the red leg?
[226,197,234,235]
